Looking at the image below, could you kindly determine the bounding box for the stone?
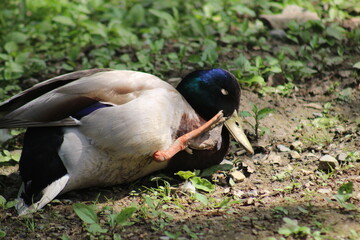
[304,103,323,110]
[300,169,313,175]
[318,188,332,194]
[337,152,348,161]
[291,140,303,149]
[269,29,286,40]
[313,112,323,118]
[230,170,246,183]
[220,159,233,165]
[267,152,287,166]
[290,151,301,159]
[242,159,256,173]
[277,144,291,152]
[233,190,245,198]
[318,155,339,171]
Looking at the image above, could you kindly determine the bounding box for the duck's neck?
[166,127,230,171]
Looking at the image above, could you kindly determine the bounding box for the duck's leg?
[153,111,224,162]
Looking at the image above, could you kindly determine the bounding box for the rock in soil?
[290,151,301,159]
[318,155,339,171]
[277,144,291,152]
[230,170,246,183]
[291,140,303,150]
[337,152,347,161]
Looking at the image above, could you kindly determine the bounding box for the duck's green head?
[177,68,254,155]
[177,68,240,120]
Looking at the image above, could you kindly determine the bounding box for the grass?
[0,0,359,100]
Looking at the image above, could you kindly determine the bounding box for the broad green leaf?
[73,203,98,224]
[254,56,263,68]
[353,62,360,69]
[4,41,18,54]
[5,32,28,43]
[190,177,215,192]
[87,223,107,234]
[61,235,70,240]
[53,15,75,26]
[0,230,5,237]
[176,171,195,180]
[231,4,256,17]
[193,192,208,204]
[149,9,175,24]
[0,195,6,207]
[81,20,107,38]
[200,164,233,177]
[278,227,293,236]
[239,111,252,118]
[325,24,345,40]
[252,104,258,114]
[338,182,353,195]
[257,108,275,120]
[113,233,122,240]
[249,75,265,86]
[202,39,218,64]
[125,4,145,26]
[5,200,17,209]
[113,207,137,226]
[268,66,282,73]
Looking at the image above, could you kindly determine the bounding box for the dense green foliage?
[0,0,359,100]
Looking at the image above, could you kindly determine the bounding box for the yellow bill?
[224,110,254,154]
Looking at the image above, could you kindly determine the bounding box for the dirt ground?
[0,76,359,239]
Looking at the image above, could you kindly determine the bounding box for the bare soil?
[0,77,359,240]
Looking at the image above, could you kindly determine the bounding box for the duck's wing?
[0,69,173,128]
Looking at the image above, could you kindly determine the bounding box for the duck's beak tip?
[225,110,254,155]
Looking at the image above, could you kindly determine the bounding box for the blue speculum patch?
[72,102,112,120]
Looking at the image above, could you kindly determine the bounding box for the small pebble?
[313,112,323,118]
[304,103,323,110]
[220,159,233,165]
[318,154,339,171]
[233,190,245,198]
[269,29,287,40]
[230,170,246,183]
[318,188,332,194]
[300,169,313,175]
[337,152,348,161]
[246,198,255,205]
[290,151,301,159]
[267,152,287,166]
[291,140,303,149]
[277,144,291,152]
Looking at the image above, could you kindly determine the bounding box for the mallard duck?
[0,68,253,215]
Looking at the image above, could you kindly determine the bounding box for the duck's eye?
[221,88,229,95]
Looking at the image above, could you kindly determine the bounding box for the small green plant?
[176,170,215,204]
[138,194,174,231]
[336,87,353,102]
[73,203,108,236]
[272,206,289,217]
[278,217,311,238]
[0,195,17,209]
[240,104,275,140]
[21,216,37,233]
[73,203,137,238]
[327,182,357,210]
[0,150,20,163]
[0,229,5,238]
[234,55,282,89]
